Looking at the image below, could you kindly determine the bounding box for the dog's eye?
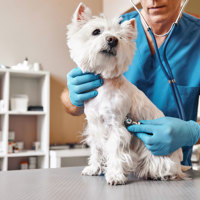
[92,29,101,36]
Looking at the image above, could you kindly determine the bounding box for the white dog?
[67,3,189,185]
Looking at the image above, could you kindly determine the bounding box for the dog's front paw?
[105,172,127,185]
[82,165,101,176]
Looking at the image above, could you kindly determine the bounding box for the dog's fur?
[67,3,188,185]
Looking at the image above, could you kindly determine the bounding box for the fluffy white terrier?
[67,3,188,185]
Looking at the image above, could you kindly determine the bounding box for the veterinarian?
[61,0,200,166]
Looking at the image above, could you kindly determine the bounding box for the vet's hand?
[127,117,200,156]
[67,67,103,107]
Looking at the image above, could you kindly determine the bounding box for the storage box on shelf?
[0,68,50,171]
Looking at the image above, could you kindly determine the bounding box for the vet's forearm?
[60,88,84,116]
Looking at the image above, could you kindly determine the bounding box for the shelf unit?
[0,68,50,171]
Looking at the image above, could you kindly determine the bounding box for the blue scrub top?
[122,11,200,166]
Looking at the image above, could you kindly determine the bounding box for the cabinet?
[50,149,90,168]
[0,68,50,171]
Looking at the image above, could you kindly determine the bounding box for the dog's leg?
[82,124,104,176]
[82,139,103,176]
[105,126,132,185]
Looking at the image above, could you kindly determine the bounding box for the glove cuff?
[187,120,200,146]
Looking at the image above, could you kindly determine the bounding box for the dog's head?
[67,3,137,79]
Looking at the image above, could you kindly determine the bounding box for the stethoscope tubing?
[162,25,186,120]
[149,25,186,120]
[129,0,188,120]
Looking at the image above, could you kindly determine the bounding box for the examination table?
[0,166,200,200]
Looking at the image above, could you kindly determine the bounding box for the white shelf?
[9,69,48,78]
[8,111,46,115]
[0,153,6,157]
[0,68,50,171]
[7,150,46,157]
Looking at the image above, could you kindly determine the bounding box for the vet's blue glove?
[127,117,200,156]
[67,67,103,107]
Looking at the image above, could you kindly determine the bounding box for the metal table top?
[0,166,200,200]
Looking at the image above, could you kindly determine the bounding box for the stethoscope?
[130,0,190,121]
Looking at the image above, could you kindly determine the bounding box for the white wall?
[103,0,139,18]
[0,0,102,81]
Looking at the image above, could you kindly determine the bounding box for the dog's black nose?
[106,36,118,48]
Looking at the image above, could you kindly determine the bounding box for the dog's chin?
[100,48,117,57]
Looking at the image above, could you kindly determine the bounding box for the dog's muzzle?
[106,36,118,48]
[100,36,118,56]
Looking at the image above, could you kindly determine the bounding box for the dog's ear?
[72,2,92,23]
[121,18,136,29]
[120,18,137,40]
[129,19,136,29]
